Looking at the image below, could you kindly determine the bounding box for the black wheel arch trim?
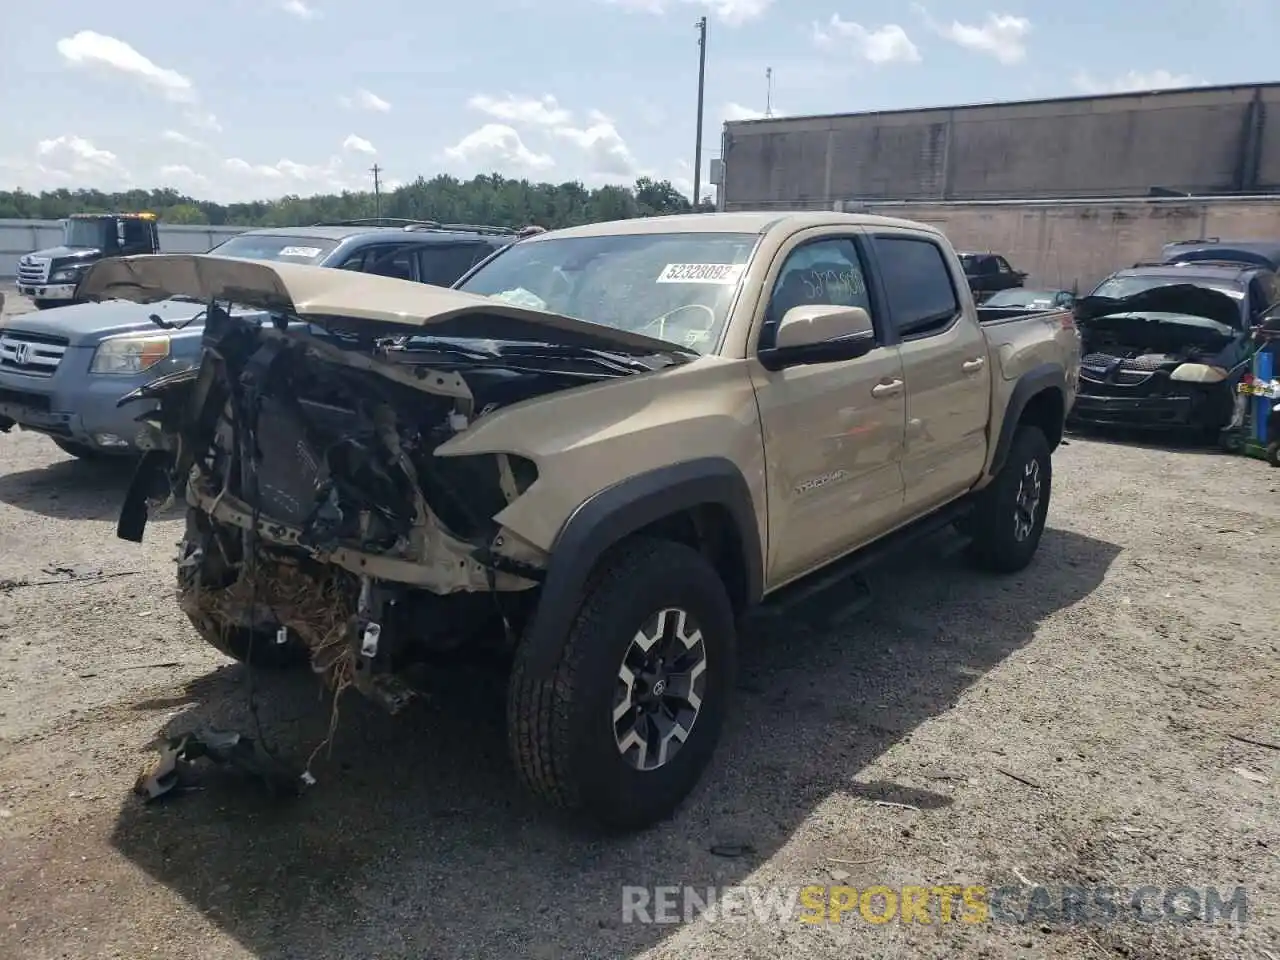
[988,363,1066,478]
[520,456,763,677]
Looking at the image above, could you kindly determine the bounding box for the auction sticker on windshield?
[656,263,746,284]
[279,246,323,259]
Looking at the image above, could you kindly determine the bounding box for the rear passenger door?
[336,243,416,280]
[750,231,907,586]
[415,243,499,287]
[867,230,991,516]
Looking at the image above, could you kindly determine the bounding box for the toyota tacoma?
[81,211,1080,830]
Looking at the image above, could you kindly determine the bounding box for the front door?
[868,230,992,515]
[749,232,907,589]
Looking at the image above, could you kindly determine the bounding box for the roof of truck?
[528,210,945,240]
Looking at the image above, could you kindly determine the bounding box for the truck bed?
[975,304,1071,326]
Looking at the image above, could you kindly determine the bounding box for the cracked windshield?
[460,232,758,353]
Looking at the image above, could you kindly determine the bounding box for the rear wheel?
[964,425,1052,573]
[508,537,737,831]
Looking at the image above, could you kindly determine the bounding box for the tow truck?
[16,212,160,309]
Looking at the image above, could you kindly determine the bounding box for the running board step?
[755,496,975,620]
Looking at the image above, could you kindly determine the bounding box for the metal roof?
[723,81,1280,129]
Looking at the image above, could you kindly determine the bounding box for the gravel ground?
[1,286,1278,960]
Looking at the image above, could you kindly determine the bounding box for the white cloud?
[444,124,555,173]
[600,0,773,26]
[56,31,194,102]
[2,135,134,190]
[915,8,1031,65]
[553,116,638,179]
[185,110,223,133]
[159,164,209,185]
[468,93,573,126]
[339,88,391,112]
[342,134,377,155]
[724,102,766,121]
[1073,69,1200,94]
[277,0,319,18]
[161,130,201,147]
[812,16,921,65]
[37,135,123,171]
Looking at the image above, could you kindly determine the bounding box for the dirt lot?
[1,286,1278,960]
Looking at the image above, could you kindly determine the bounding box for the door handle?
[871,379,903,399]
[962,357,986,373]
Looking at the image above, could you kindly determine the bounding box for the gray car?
[0,219,516,459]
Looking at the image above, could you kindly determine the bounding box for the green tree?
[0,175,708,229]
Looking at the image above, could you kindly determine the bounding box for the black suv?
[205,218,517,282]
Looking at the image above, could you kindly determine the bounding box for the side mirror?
[759,305,876,371]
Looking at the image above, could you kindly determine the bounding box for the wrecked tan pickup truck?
[81,211,1080,830]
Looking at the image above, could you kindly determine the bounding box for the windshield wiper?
[390,336,502,361]
[493,343,671,374]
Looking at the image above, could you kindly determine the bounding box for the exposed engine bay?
[120,300,679,711]
[1074,284,1248,396]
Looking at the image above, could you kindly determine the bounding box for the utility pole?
[765,66,773,117]
[370,163,382,219]
[692,15,707,212]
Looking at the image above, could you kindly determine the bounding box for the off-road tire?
[179,507,308,669]
[1266,441,1280,468]
[507,536,737,831]
[964,425,1052,574]
[51,437,107,460]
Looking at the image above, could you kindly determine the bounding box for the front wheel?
[178,508,309,669]
[964,425,1052,573]
[507,537,737,831]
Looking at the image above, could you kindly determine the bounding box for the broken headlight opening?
[119,300,649,722]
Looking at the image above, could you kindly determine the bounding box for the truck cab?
[16,213,160,309]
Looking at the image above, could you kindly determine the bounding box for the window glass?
[122,219,149,246]
[208,234,339,265]
[417,243,497,287]
[1252,271,1280,311]
[1089,275,1245,300]
[457,231,757,354]
[363,246,414,280]
[760,237,871,350]
[872,236,960,337]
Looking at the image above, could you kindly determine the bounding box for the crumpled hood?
[80,253,696,357]
[1074,283,1243,329]
[0,298,207,347]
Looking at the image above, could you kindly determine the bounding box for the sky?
[0,0,1275,203]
